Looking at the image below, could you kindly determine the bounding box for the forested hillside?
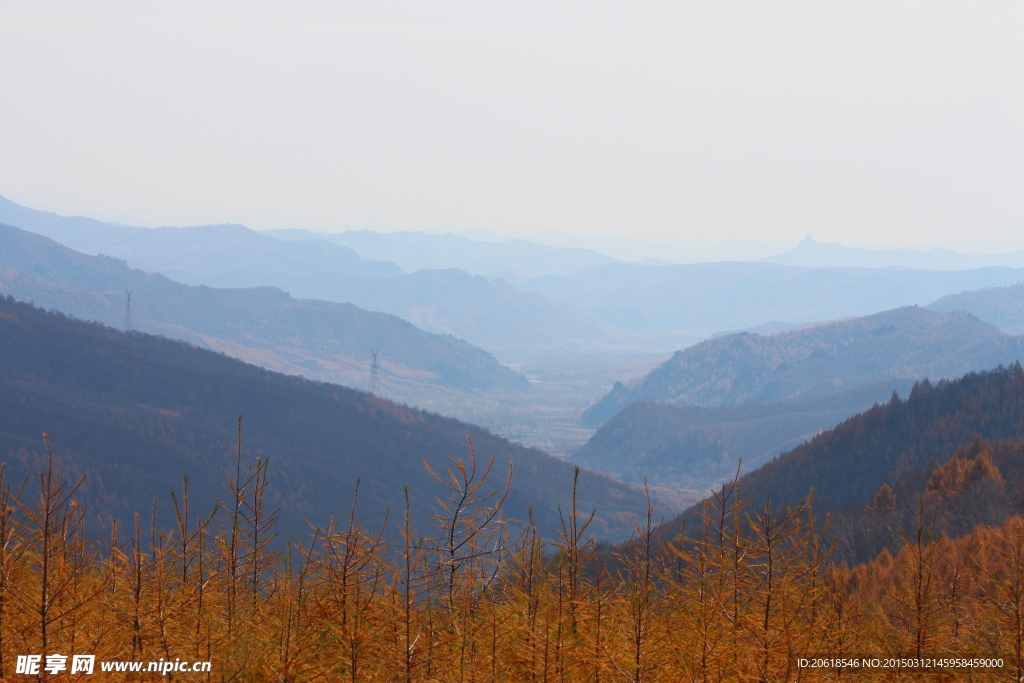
[0,223,528,394]
[0,296,651,539]
[663,364,1024,554]
[584,305,1024,425]
[4,368,1024,680]
[829,435,1024,563]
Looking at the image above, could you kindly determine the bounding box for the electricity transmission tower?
[123,290,133,332]
[369,349,381,395]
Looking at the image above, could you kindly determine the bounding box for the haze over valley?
[5,5,1024,675]
[2,193,1023,504]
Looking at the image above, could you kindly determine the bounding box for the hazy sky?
[1,1,1021,248]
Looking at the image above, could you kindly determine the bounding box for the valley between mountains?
[2,194,1024,533]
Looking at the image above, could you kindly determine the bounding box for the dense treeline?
[830,436,1024,564]
[5,434,1024,682]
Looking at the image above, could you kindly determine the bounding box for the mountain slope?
[203,266,611,352]
[660,364,1024,542]
[263,228,619,280]
[0,296,651,539]
[583,306,1024,426]
[0,223,528,395]
[573,379,916,492]
[928,282,1024,335]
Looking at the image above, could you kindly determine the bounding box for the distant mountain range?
[928,282,1024,335]
[0,196,399,279]
[262,228,619,281]
[573,379,916,493]
[583,306,1024,426]
[238,267,611,353]
[0,223,528,397]
[0,296,653,539]
[522,261,1024,340]
[713,280,1024,339]
[6,195,1021,356]
[763,235,1024,270]
[0,196,612,353]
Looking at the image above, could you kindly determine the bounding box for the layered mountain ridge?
[0,196,612,353]
[573,379,917,494]
[0,296,653,539]
[0,223,528,396]
[263,227,619,280]
[928,282,1024,335]
[583,306,1024,426]
[522,260,1024,341]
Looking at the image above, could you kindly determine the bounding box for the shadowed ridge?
[0,295,652,541]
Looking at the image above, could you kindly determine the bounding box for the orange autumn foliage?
[4,435,1024,681]
[926,448,1002,500]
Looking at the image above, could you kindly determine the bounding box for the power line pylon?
[123,290,133,332]
[369,349,381,395]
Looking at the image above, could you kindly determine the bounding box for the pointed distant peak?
[800,234,817,245]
